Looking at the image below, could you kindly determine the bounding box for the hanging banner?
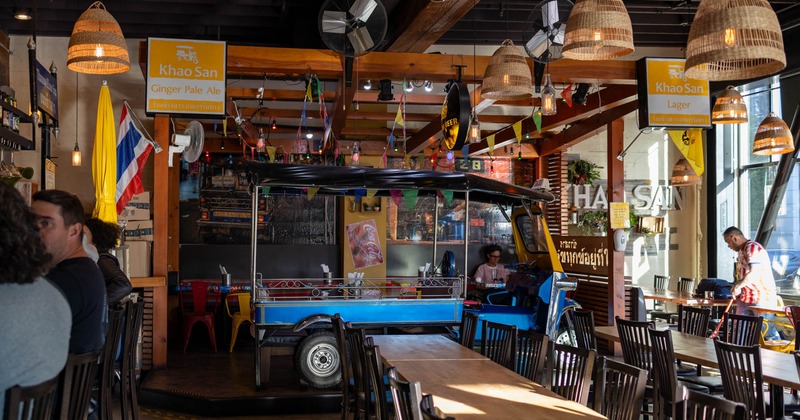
[35,61,58,120]
[637,58,710,129]
[440,82,470,151]
[146,38,227,117]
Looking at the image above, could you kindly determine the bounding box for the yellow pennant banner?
[266,146,277,163]
[366,189,378,198]
[512,121,522,144]
[668,128,704,176]
[306,187,319,200]
[487,134,496,156]
[404,154,411,168]
[395,105,404,127]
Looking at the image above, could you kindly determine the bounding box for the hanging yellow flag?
[266,146,277,162]
[366,189,378,198]
[668,129,704,176]
[306,81,312,100]
[404,153,411,168]
[512,121,523,144]
[487,134,496,156]
[395,105,404,127]
[307,187,320,200]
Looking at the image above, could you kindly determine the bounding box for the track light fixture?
[14,8,32,20]
[572,83,591,106]
[377,79,394,101]
[363,80,372,90]
[405,81,413,93]
[423,80,433,92]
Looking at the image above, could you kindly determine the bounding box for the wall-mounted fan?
[318,0,388,57]
[168,120,205,167]
[522,0,573,64]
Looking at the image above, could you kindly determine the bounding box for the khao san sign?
[146,38,227,117]
[637,58,710,129]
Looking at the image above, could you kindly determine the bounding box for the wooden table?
[596,325,800,418]
[370,335,604,420]
[370,334,488,364]
[640,287,732,306]
[749,305,786,316]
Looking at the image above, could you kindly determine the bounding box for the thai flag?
[116,103,153,214]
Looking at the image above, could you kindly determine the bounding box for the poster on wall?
[146,38,227,117]
[637,58,711,129]
[346,219,384,270]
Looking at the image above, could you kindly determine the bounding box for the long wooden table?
[640,287,732,306]
[596,325,800,418]
[371,335,605,420]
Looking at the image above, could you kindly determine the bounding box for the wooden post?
[151,114,171,368]
[606,118,625,325]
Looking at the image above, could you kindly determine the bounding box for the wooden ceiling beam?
[387,0,479,53]
[536,100,639,157]
[227,88,336,101]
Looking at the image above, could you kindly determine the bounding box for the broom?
[708,298,735,339]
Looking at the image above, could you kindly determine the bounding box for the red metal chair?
[180,280,220,353]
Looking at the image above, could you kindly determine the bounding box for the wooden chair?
[180,280,220,353]
[678,306,711,337]
[682,387,746,420]
[3,374,60,420]
[593,357,647,420]
[120,300,145,420]
[650,275,673,322]
[480,321,517,369]
[387,367,423,420]
[677,277,696,294]
[724,313,763,346]
[514,329,549,383]
[363,338,389,420]
[785,306,800,351]
[545,343,596,405]
[98,306,126,420]
[649,327,688,419]
[458,311,479,349]
[331,314,355,420]
[420,394,455,420]
[572,309,597,350]
[713,338,766,420]
[345,323,370,420]
[56,348,103,420]
[616,317,655,377]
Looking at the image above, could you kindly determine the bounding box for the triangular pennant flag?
[461,144,470,161]
[404,153,411,169]
[487,134,496,156]
[366,189,378,198]
[388,132,395,149]
[668,129,705,176]
[390,189,403,207]
[418,152,424,168]
[532,109,543,133]
[354,189,366,203]
[561,83,574,107]
[266,146,276,162]
[403,189,419,211]
[306,81,312,100]
[440,189,454,206]
[513,120,523,143]
[381,150,387,168]
[306,187,319,200]
[395,105,405,127]
[263,186,271,196]
[335,147,340,160]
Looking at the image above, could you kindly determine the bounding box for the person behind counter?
[473,244,510,284]
[84,218,133,306]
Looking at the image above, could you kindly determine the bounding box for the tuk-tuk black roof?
[243,161,556,205]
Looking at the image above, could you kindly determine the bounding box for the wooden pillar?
[606,118,625,325]
[151,114,171,368]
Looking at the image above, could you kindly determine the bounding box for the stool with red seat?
[180,280,220,353]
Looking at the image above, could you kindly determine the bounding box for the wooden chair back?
[331,314,353,420]
[57,348,103,420]
[345,323,369,418]
[649,328,682,419]
[3,375,60,420]
[713,339,766,420]
[545,343,596,405]
[458,311,479,349]
[99,306,126,420]
[615,316,655,379]
[653,275,670,291]
[364,338,389,420]
[420,394,455,420]
[677,277,696,294]
[387,367,423,420]
[682,387,746,420]
[480,321,517,369]
[514,329,549,383]
[120,300,145,420]
[594,357,647,420]
[724,313,763,346]
[573,309,597,350]
[785,306,800,351]
[679,306,711,337]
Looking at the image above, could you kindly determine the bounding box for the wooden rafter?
[387,0,479,53]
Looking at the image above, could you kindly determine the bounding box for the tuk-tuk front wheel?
[295,331,341,388]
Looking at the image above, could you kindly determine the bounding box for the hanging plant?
[578,210,608,233]
[567,159,602,184]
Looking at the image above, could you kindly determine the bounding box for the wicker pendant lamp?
[481,40,532,101]
[67,1,130,75]
[670,158,702,186]
[561,0,634,61]
[712,86,747,124]
[752,112,794,155]
[684,0,785,81]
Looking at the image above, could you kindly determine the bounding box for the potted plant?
[578,210,608,235]
[567,159,602,185]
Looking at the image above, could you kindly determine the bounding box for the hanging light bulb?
[271,119,277,130]
[541,74,557,116]
[363,80,372,90]
[257,129,265,152]
[423,80,433,92]
[71,140,81,166]
[306,141,311,159]
[394,144,399,152]
[490,162,495,174]
[94,45,104,58]
[468,111,481,143]
[724,28,736,48]
[306,130,313,139]
[351,144,360,165]
[446,150,454,163]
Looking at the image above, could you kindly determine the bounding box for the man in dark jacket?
[84,218,133,305]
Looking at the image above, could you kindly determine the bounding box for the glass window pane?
[765,162,800,292]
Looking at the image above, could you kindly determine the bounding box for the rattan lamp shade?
[561,0,634,61]
[752,112,794,155]
[481,40,532,101]
[684,0,785,81]
[712,85,747,124]
[671,158,702,186]
[67,1,130,75]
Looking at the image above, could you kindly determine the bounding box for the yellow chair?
[225,293,252,352]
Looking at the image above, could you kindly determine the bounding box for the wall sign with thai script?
[146,38,226,117]
[555,236,609,275]
[637,58,710,129]
[35,61,58,120]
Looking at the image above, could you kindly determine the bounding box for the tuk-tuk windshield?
[516,211,548,254]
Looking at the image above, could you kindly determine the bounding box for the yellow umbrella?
[92,81,118,223]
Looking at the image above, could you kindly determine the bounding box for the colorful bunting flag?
[306,187,319,200]
[668,129,705,176]
[487,134,496,156]
[381,150,387,168]
[403,189,419,211]
[366,189,378,198]
[266,146,276,162]
[440,189,454,206]
[561,83,574,107]
[404,153,411,169]
[532,109,543,133]
[390,189,403,206]
[395,105,404,127]
[512,121,523,144]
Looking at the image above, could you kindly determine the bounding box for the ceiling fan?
[522,0,574,64]
[318,0,388,58]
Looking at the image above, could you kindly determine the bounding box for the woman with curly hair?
[0,183,71,414]
[84,218,133,306]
